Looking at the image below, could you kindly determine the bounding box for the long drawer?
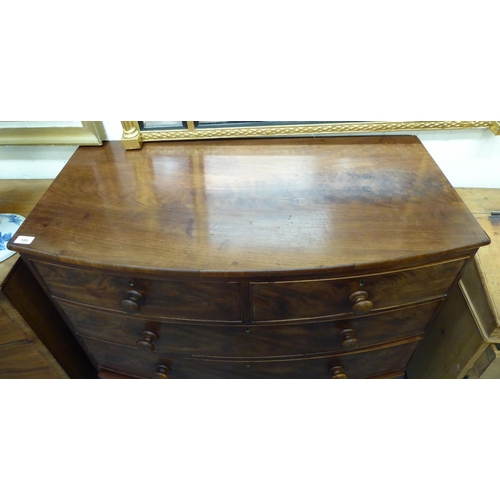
[251,259,466,322]
[59,300,439,358]
[78,335,421,379]
[32,261,242,323]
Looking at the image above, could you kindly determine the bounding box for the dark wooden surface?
[32,260,243,322]
[58,300,439,358]
[6,138,491,378]
[2,258,97,378]
[8,137,490,277]
[0,179,68,379]
[80,335,421,379]
[251,258,466,322]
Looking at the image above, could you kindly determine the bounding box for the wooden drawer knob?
[152,364,170,379]
[136,330,159,351]
[119,290,144,314]
[339,328,359,349]
[330,366,347,379]
[349,291,373,315]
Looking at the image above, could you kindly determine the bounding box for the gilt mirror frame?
[121,121,500,150]
[0,121,106,146]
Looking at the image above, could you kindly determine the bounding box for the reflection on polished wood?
[10,137,490,277]
[7,137,491,378]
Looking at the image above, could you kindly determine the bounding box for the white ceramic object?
[0,213,25,263]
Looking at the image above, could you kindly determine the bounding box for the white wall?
[417,129,500,188]
[0,145,78,180]
[0,121,119,180]
[101,121,123,141]
[1,122,499,187]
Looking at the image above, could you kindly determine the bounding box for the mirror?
[121,121,500,150]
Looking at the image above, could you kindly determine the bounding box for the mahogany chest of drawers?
[8,137,490,378]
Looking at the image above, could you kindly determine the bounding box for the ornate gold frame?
[0,121,106,146]
[121,121,500,150]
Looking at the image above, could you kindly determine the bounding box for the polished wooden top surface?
[9,137,490,277]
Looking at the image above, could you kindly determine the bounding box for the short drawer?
[32,261,242,322]
[79,335,420,379]
[60,300,439,358]
[251,259,466,322]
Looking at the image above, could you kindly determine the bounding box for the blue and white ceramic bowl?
[0,213,25,263]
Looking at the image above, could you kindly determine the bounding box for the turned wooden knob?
[119,290,144,314]
[330,366,347,379]
[349,291,373,315]
[136,330,159,351]
[152,364,170,379]
[339,328,359,349]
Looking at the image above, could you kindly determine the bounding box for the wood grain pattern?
[456,188,500,214]
[251,259,465,322]
[8,138,490,277]
[0,179,69,379]
[0,294,28,345]
[0,179,53,216]
[6,140,491,378]
[0,179,53,283]
[58,300,440,359]
[0,342,61,379]
[32,260,242,322]
[79,335,421,379]
[3,258,97,378]
[0,275,68,379]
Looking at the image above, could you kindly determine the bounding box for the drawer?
[60,300,439,358]
[251,259,466,322]
[32,261,242,323]
[79,335,420,379]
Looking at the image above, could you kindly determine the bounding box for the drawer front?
[79,335,420,379]
[251,259,466,322]
[60,301,439,358]
[32,261,242,322]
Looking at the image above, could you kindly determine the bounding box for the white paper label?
[13,236,35,244]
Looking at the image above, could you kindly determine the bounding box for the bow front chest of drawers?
[8,137,490,378]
